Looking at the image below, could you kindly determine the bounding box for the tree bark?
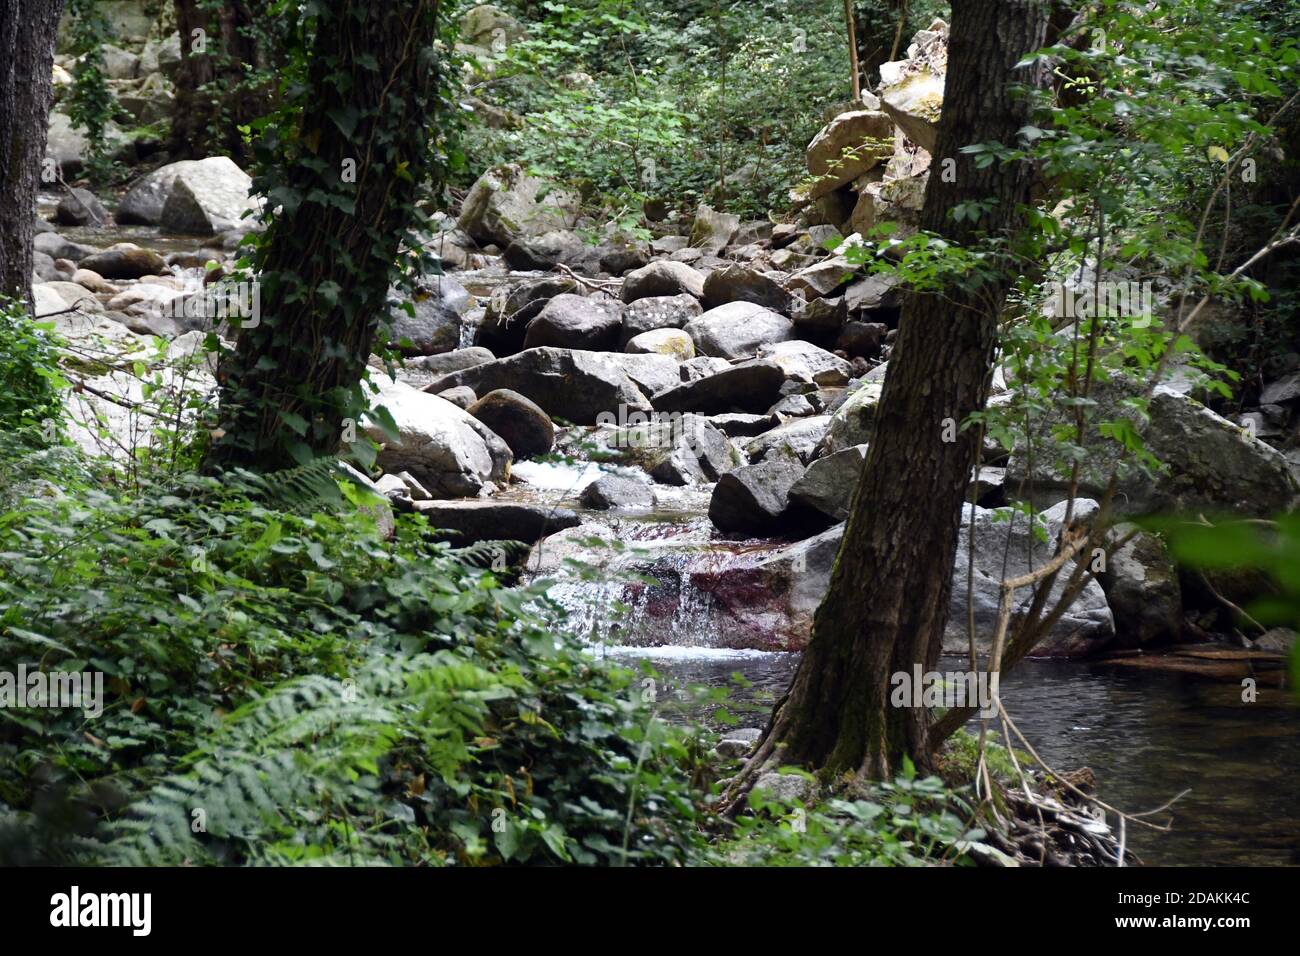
[204,0,447,473]
[0,0,67,308]
[731,0,1051,792]
[170,0,265,162]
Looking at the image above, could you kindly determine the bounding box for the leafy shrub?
[0,298,68,442]
[0,451,708,865]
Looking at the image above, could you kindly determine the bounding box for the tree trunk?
[732,0,1051,791]
[203,0,448,473]
[0,0,66,308]
[170,0,265,162]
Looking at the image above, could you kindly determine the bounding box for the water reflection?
[609,647,1300,866]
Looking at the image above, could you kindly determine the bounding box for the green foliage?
[0,442,709,865]
[712,763,987,867]
[0,298,68,443]
[65,0,121,184]
[462,0,851,221]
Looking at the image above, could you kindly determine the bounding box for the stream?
[46,210,1299,867]
[517,457,1300,867]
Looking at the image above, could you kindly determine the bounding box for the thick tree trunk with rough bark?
[171,0,264,161]
[0,0,66,308]
[731,0,1051,793]
[204,1,446,473]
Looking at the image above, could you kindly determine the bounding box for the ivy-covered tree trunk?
[204,1,449,472]
[731,0,1051,792]
[0,0,66,307]
[170,0,267,162]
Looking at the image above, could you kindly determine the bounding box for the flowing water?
[517,460,1300,867]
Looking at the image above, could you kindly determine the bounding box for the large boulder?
[789,443,867,521]
[880,71,944,153]
[1096,527,1183,647]
[802,110,894,200]
[414,501,578,545]
[820,380,884,454]
[621,260,706,303]
[651,360,785,415]
[45,111,125,176]
[701,263,792,313]
[744,416,831,465]
[381,347,495,389]
[479,276,584,354]
[503,229,585,271]
[688,204,740,253]
[1007,380,1300,515]
[118,157,260,231]
[580,474,655,510]
[523,293,623,350]
[53,188,107,226]
[620,293,702,344]
[709,460,804,534]
[638,415,740,485]
[386,277,470,355]
[602,352,681,398]
[625,328,694,360]
[424,347,650,424]
[683,301,794,359]
[33,231,95,262]
[466,388,554,460]
[947,499,1115,656]
[756,340,853,386]
[77,243,168,280]
[456,164,578,248]
[787,255,856,299]
[460,4,527,49]
[366,378,511,497]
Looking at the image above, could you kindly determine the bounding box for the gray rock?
[642,415,740,485]
[789,443,867,520]
[701,263,792,313]
[652,360,785,415]
[744,416,831,465]
[844,273,901,313]
[414,500,579,545]
[33,232,95,262]
[426,347,650,424]
[53,188,107,226]
[456,164,578,247]
[679,356,732,383]
[837,320,887,357]
[757,339,854,386]
[503,229,585,270]
[689,203,740,253]
[388,347,495,388]
[752,771,813,805]
[467,388,555,459]
[625,327,695,360]
[788,255,856,299]
[1007,380,1300,515]
[707,412,780,437]
[436,385,478,409]
[802,110,893,199]
[946,499,1115,656]
[1260,370,1300,405]
[820,380,883,453]
[480,276,584,354]
[580,474,655,510]
[77,244,168,280]
[32,251,58,282]
[387,276,470,355]
[118,157,260,232]
[794,295,848,331]
[683,301,794,359]
[621,260,706,302]
[365,379,511,497]
[523,293,623,350]
[1096,527,1182,646]
[715,727,762,758]
[603,352,681,398]
[620,293,702,344]
[709,460,804,534]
